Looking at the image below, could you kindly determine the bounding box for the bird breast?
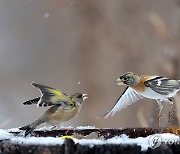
[45,106,79,125]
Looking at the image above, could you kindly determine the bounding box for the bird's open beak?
[115,78,125,86]
[82,94,88,101]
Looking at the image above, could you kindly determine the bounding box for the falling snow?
[44,13,50,18]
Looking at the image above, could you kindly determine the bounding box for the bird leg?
[157,100,163,127]
[168,100,175,122]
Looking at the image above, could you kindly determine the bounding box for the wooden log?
[0,127,179,154]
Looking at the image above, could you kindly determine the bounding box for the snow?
[44,13,50,18]
[35,125,74,131]
[0,129,14,140]
[11,137,64,145]
[70,1,74,5]
[0,128,179,151]
[77,81,80,84]
[76,126,96,129]
[7,128,20,132]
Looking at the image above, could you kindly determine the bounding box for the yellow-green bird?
[19,82,88,137]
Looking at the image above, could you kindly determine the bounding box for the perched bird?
[103,72,180,126]
[19,82,88,136]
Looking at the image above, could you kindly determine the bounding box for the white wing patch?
[157,80,162,86]
[104,87,143,118]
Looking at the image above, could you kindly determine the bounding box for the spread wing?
[30,82,74,107]
[144,77,180,95]
[102,87,143,118]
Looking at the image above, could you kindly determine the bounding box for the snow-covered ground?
[0,127,179,151]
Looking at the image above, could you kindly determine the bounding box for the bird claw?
[168,110,175,122]
[157,114,163,127]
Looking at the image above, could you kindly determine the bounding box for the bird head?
[70,93,88,107]
[115,72,141,86]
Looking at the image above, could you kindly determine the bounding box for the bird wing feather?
[103,87,143,118]
[144,77,180,95]
[31,82,74,107]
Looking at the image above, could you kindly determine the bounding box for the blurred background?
[0,0,180,129]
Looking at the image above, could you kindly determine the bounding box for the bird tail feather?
[19,117,45,137]
[23,97,40,105]
[19,124,35,137]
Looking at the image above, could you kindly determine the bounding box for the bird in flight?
[103,72,180,126]
[19,82,88,136]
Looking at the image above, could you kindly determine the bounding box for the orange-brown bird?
[103,72,180,126]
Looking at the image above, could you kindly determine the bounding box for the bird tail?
[19,124,30,130]
[19,124,35,137]
[23,97,40,105]
[19,117,45,137]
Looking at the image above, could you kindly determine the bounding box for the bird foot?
[60,127,74,135]
[157,114,163,127]
[168,110,175,122]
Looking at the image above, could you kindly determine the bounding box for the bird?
[102,72,180,126]
[19,82,88,136]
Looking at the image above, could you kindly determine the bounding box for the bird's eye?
[123,76,128,80]
[69,103,75,107]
